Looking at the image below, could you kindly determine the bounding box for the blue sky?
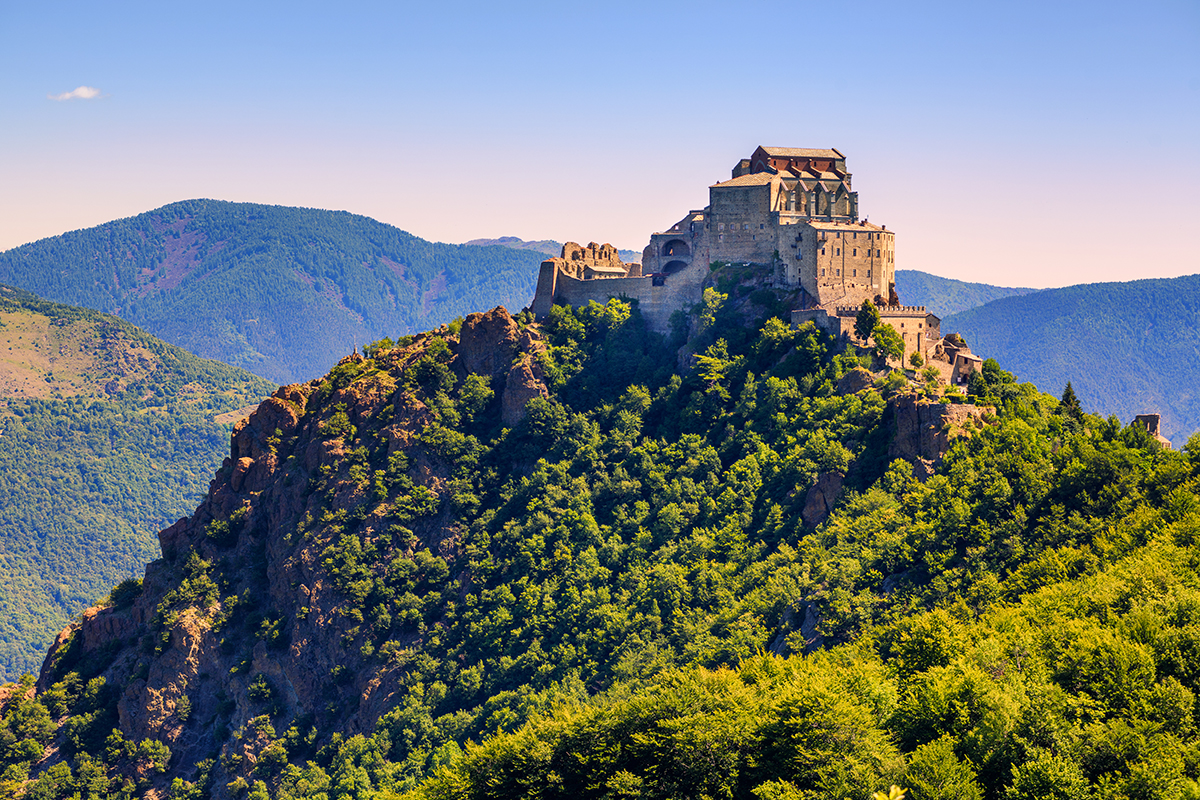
[1,0,1197,287]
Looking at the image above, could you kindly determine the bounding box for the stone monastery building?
[531,146,943,365]
[641,146,896,309]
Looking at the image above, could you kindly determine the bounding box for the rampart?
[532,240,709,333]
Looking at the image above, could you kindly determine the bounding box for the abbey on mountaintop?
[532,146,950,368]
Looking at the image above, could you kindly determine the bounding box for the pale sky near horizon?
[1,0,1197,289]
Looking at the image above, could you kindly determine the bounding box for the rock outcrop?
[31,310,554,796]
[802,471,844,528]
[887,393,992,478]
[458,307,520,380]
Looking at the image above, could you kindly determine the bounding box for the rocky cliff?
[29,307,549,796]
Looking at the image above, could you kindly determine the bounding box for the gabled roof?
[711,172,777,188]
[759,146,843,159]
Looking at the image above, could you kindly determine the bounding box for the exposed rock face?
[802,472,844,528]
[837,367,875,395]
[33,312,551,796]
[501,328,549,427]
[458,307,520,379]
[888,393,992,478]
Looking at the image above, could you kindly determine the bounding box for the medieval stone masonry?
[530,146,950,368]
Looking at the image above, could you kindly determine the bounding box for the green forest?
[0,286,274,679]
[0,200,545,383]
[3,279,1200,799]
[893,270,1032,318]
[943,274,1200,447]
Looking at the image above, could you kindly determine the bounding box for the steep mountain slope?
[0,201,545,384]
[5,282,1199,799]
[944,274,1200,446]
[0,285,274,680]
[894,269,1033,317]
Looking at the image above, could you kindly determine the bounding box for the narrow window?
[821,268,825,276]
[836,248,840,256]
[836,269,841,276]
[821,248,826,255]
[853,248,857,256]
[853,269,857,277]
[867,269,872,277]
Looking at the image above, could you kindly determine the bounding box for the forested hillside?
[894,270,1033,317]
[3,270,1199,800]
[464,236,642,264]
[0,286,274,679]
[0,201,545,383]
[944,274,1200,446]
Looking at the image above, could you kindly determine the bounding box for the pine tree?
[1058,381,1084,420]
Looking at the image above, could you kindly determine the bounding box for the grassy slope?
[0,201,546,384]
[0,285,275,679]
[944,274,1200,447]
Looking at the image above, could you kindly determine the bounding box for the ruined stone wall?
[540,256,710,334]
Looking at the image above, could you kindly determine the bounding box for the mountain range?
[893,269,1034,318]
[0,201,547,384]
[0,285,274,679]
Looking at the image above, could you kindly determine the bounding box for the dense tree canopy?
[3,289,1199,800]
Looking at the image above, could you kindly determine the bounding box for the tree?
[855,300,881,342]
[909,351,924,368]
[1057,382,1083,421]
[872,323,904,362]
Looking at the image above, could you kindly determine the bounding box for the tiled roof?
[711,172,777,188]
[807,220,888,231]
[760,146,843,159]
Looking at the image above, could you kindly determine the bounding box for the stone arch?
[661,239,690,258]
[662,260,689,275]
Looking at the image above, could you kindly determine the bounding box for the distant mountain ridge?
[894,269,1034,317]
[943,274,1200,446]
[0,285,275,679]
[465,235,642,264]
[0,201,547,384]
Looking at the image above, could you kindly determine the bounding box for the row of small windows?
[821,247,886,258]
[834,231,889,240]
[820,268,873,278]
[715,222,767,231]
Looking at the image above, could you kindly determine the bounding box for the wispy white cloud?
[48,86,102,101]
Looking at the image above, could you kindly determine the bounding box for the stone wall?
[793,304,941,364]
[545,256,710,334]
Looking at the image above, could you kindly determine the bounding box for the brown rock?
[837,367,875,395]
[502,354,549,427]
[802,471,844,528]
[888,393,991,478]
[458,307,519,379]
